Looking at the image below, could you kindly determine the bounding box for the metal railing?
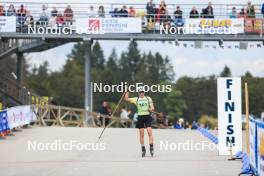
[0,2,263,34]
[0,2,263,18]
[0,72,30,104]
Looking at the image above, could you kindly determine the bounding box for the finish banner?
[217,77,242,155]
[0,16,16,32]
[76,17,142,34]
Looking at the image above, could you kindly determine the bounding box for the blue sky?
[5,0,263,78]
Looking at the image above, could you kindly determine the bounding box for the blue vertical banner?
[0,111,9,134]
[0,111,3,133]
[249,116,257,170]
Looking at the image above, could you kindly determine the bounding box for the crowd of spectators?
[0,1,263,30]
[145,0,263,27]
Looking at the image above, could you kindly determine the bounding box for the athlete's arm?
[124,91,129,102]
[149,103,155,112]
[148,97,155,112]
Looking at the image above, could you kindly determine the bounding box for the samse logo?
[88,19,100,31]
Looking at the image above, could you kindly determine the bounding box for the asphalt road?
[0,127,241,176]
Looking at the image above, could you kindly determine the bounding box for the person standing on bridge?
[124,86,155,157]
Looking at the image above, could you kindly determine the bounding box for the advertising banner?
[7,105,37,129]
[76,17,142,34]
[257,122,264,175]
[249,117,257,170]
[245,19,264,34]
[0,16,16,32]
[0,111,9,133]
[217,77,242,155]
[185,18,244,34]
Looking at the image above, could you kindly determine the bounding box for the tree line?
[3,41,262,123]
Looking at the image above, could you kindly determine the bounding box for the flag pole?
[245,82,250,155]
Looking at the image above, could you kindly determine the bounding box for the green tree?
[92,41,105,69]
[26,61,50,96]
[164,89,186,123]
[220,65,232,77]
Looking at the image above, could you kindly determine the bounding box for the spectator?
[7,4,16,16]
[88,5,97,18]
[0,5,5,16]
[184,121,190,129]
[174,6,183,19]
[120,107,131,127]
[99,101,111,127]
[49,7,58,27]
[146,0,156,22]
[39,5,49,25]
[64,5,73,24]
[110,8,119,17]
[163,11,173,27]
[24,11,34,27]
[174,6,183,26]
[160,0,167,10]
[128,6,136,17]
[229,7,237,18]
[262,3,264,17]
[204,2,214,18]
[120,107,130,120]
[158,0,167,24]
[191,121,198,129]
[119,5,128,17]
[174,120,182,129]
[246,1,255,18]
[238,8,247,18]
[189,6,199,18]
[51,7,58,17]
[98,5,105,17]
[56,12,65,26]
[17,4,27,24]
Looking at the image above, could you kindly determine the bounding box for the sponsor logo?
[88,19,100,31]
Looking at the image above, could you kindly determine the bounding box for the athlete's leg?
[147,127,154,156]
[139,128,146,157]
[146,127,154,144]
[139,128,145,145]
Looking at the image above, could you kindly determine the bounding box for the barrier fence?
[249,116,264,175]
[0,105,36,137]
[0,104,133,138]
[225,116,264,175]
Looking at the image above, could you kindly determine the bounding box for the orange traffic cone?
[0,132,6,139]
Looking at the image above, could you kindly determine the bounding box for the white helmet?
[137,86,145,93]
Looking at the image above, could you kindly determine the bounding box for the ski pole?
[98,91,126,140]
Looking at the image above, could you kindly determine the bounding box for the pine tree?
[220,65,232,77]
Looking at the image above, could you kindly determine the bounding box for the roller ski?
[141,146,146,157]
[150,144,154,157]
